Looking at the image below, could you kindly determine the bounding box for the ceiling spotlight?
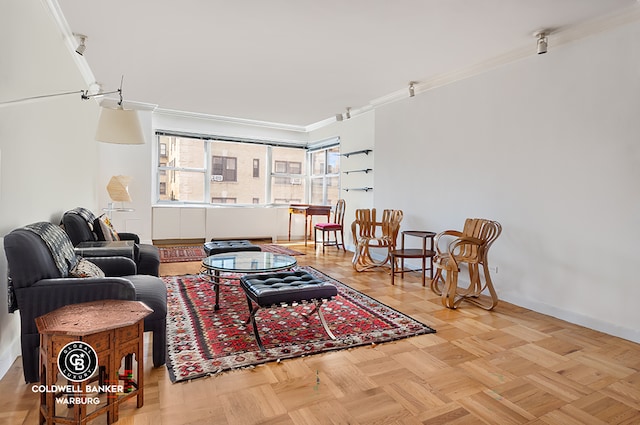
[335,113,343,122]
[345,107,351,119]
[74,33,87,56]
[534,31,548,55]
[408,81,416,97]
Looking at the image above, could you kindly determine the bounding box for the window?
[211,197,237,204]
[156,136,206,202]
[156,132,335,205]
[212,156,237,182]
[309,146,341,205]
[273,160,303,185]
[269,147,305,203]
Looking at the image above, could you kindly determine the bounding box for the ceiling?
[56,0,637,128]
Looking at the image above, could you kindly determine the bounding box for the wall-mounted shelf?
[341,149,372,158]
[343,187,373,192]
[343,168,372,175]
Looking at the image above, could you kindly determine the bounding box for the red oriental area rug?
[158,244,304,263]
[163,266,436,383]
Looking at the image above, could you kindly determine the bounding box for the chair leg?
[441,267,461,309]
[434,260,499,310]
[464,263,499,310]
[430,266,444,295]
[244,297,265,351]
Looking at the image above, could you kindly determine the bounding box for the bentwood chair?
[314,199,346,253]
[351,208,403,272]
[430,218,502,310]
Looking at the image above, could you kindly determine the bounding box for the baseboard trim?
[502,293,640,344]
[0,337,21,381]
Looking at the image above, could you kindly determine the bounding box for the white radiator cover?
[153,206,308,242]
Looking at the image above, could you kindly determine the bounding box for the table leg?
[429,236,435,279]
[136,322,144,408]
[214,270,221,311]
[391,253,396,285]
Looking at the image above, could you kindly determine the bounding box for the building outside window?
[309,145,341,205]
[212,156,237,182]
[156,133,323,205]
[156,136,206,202]
[270,146,305,203]
[211,197,237,204]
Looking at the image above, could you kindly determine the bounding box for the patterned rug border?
[158,246,206,263]
[163,266,435,383]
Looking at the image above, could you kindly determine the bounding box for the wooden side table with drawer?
[35,300,152,425]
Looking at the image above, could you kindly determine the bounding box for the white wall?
[373,21,640,343]
[97,110,155,242]
[0,1,101,378]
[309,111,376,248]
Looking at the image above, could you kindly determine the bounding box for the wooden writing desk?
[288,204,332,245]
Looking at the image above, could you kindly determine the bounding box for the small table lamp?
[105,175,134,216]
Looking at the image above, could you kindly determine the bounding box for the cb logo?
[57,341,98,382]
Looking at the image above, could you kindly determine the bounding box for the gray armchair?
[62,207,160,276]
[4,222,167,383]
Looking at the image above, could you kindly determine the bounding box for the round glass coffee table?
[201,251,297,310]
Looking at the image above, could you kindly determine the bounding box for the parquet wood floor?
[1,242,639,424]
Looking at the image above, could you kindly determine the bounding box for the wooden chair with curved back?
[351,208,404,272]
[430,218,502,310]
[314,199,346,253]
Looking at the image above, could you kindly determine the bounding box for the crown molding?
[154,107,308,133]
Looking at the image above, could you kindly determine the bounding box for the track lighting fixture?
[0,76,144,144]
[74,33,87,56]
[345,107,351,119]
[534,31,548,55]
[408,81,416,97]
[335,113,343,122]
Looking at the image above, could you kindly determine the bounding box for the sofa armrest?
[118,233,140,244]
[75,241,135,260]
[15,277,137,334]
[88,256,138,276]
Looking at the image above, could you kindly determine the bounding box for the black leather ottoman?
[240,271,338,351]
[203,239,261,256]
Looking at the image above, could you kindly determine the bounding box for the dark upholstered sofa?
[4,222,166,383]
[62,207,160,276]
